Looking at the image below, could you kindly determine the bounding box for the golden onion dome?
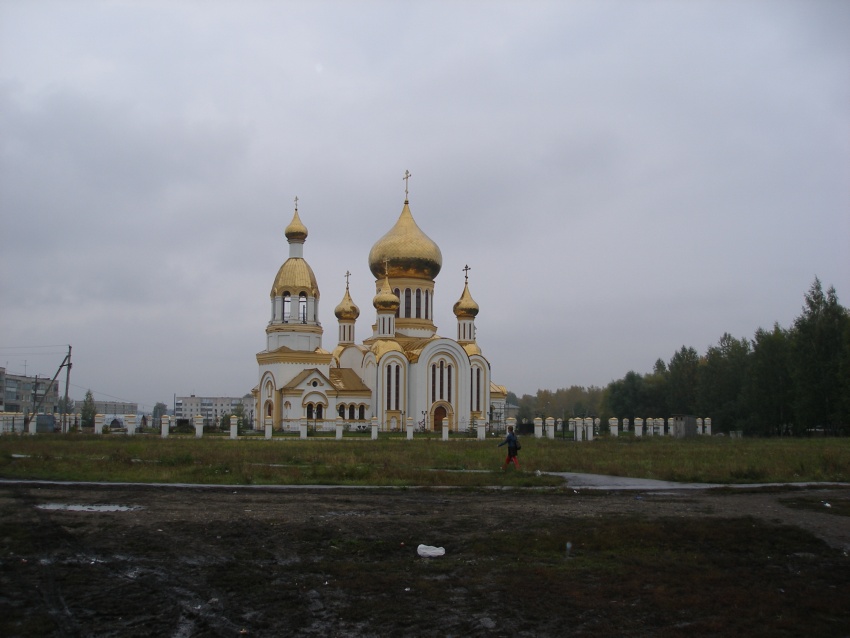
[368,201,442,281]
[334,286,360,321]
[285,208,308,242]
[453,282,479,318]
[271,258,319,298]
[373,275,400,311]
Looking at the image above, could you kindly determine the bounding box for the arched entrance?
[433,405,447,430]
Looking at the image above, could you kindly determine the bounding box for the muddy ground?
[1,482,849,637]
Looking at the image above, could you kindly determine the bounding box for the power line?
[0,344,70,350]
[66,382,160,412]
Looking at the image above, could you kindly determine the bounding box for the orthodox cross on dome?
[345,270,351,289]
[294,195,299,211]
[383,258,391,277]
[463,264,471,284]
[402,170,412,200]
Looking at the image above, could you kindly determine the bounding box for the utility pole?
[62,345,72,433]
[24,350,72,433]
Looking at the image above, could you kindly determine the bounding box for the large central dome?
[368,201,442,281]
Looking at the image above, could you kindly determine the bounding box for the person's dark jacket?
[498,431,518,455]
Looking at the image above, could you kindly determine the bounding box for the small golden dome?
[271,258,319,298]
[453,282,479,318]
[285,208,308,242]
[368,201,442,281]
[334,286,360,321]
[373,275,400,311]
[371,339,404,361]
[462,342,482,357]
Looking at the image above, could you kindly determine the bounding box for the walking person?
[498,425,520,470]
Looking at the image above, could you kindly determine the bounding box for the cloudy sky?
[1,0,848,411]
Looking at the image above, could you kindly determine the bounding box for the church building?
[254,181,506,432]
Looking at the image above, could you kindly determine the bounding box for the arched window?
[439,361,444,400]
[338,404,345,418]
[307,404,314,419]
[386,365,392,409]
[431,364,436,402]
[404,289,411,318]
[425,290,429,319]
[415,289,422,318]
[349,405,355,420]
[447,364,452,401]
[358,405,365,420]
[283,293,291,323]
[395,364,400,411]
[317,404,323,419]
[394,288,401,318]
[476,367,481,412]
[299,292,307,323]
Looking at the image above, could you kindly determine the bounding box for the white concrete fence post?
[230,415,238,440]
[335,417,344,440]
[704,417,712,436]
[585,417,594,442]
[635,418,644,437]
[193,414,203,438]
[94,414,104,435]
[161,415,170,438]
[546,417,555,439]
[609,417,618,438]
[533,417,543,439]
[477,418,486,441]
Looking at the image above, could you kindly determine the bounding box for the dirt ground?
[1,481,849,637]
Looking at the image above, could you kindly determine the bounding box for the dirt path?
[1,482,848,637]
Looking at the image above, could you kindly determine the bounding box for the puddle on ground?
[35,504,142,512]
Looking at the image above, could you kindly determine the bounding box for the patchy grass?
[0,434,848,486]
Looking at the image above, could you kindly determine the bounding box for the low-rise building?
[175,395,255,428]
[1,368,60,415]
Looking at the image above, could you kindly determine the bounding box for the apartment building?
[175,395,254,427]
[1,368,60,414]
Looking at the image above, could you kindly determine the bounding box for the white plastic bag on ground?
[417,544,445,558]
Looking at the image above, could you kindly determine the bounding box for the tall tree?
[605,371,647,421]
[746,324,793,435]
[667,346,700,414]
[791,278,850,434]
[81,390,96,428]
[697,333,750,432]
[152,402,168,423]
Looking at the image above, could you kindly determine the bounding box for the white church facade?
[253,185,506,433]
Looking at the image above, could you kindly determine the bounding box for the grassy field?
[1,433,848,486]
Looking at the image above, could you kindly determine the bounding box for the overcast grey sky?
[1,0,848,411]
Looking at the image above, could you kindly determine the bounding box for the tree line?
[509,278,850,436]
